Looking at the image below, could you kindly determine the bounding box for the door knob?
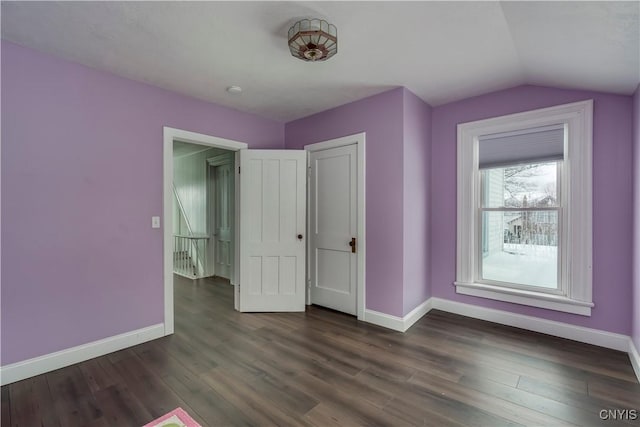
[348,237,356,253]
[297,234,303,240]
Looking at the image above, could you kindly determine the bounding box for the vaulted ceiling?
[2,1,638,121]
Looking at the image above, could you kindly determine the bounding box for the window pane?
[482,162,558,208]
[481,210,558,289]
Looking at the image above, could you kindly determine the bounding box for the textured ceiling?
[2,1,639,121]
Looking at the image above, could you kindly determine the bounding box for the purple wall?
[285,87,432,317]
[431,85,634,334]
[3,39,636,370]
[285,88,407,317]
[1,41,284,365]
[402,89,432,315]
[633,84,640,349]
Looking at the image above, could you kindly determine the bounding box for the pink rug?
[143,407,201,427]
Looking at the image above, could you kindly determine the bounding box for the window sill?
[453,281,593,316]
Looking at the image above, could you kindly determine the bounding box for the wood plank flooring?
[3,275,639,426]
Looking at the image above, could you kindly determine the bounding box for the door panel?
[310,144,357,315]
[239,149,306,312]
[317,154,351,236]
[317,248,351,293]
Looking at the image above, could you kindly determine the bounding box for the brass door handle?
[348,237,356,253]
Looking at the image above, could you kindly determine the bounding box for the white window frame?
[455,100,594,316]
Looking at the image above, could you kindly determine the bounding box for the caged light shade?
[288,18,338,62]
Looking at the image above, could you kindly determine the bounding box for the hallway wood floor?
[2,275,639,426]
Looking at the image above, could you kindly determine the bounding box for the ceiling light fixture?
[226,85,242,94]
[288,18,337,62]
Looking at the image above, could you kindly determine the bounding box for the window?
[480,161,560,291]
[455,100,593,316]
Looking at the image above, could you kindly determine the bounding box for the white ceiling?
[2,1,638,122]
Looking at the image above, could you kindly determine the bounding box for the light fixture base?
[288,18,338,62]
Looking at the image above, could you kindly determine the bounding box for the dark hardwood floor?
[3,275,639,426]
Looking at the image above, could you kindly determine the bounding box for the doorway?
[163,127,247,335]
[172,142,234,281]
[164,127,365,337]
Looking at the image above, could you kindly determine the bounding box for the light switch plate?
[152,216,161,228]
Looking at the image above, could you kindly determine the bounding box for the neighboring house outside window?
[455,100,593,316]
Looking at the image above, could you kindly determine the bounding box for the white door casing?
[309,144,358,315]
[214,164,232,278]
[163,127,247,335]
[207,153,234,280]
[305,132,366,320]
[238,149,307,312]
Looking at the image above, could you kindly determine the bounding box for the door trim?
[206,153,234,280]
[163,127,247,336]
[207,153,234,167]
[304,132,366,321]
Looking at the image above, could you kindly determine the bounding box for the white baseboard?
[173,271,197,280]
[0,323,165,386]
[629,339,640,383]
[403,299,433,330]
[363,309,404,331]
[362,297,636,381]
[430,297,629,352]
[3,298,635,385]
[364,299,432,332]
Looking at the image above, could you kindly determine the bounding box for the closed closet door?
[309,144,357,315]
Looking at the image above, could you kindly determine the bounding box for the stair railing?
[172,184,208,278]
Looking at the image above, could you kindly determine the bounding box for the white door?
[309,144,357,315]
[238,149,307,312]
[214,164,232,279]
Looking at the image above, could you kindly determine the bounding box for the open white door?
[238,149,307,312]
